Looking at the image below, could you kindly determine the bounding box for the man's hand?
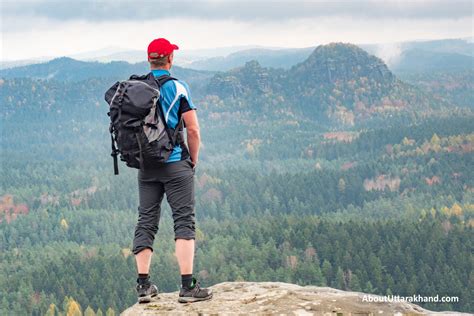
[190,158,197,170]
[182,109,200,166]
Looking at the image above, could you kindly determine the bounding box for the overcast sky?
[1,0,473,61]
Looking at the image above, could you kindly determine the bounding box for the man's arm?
[182,109,200,166]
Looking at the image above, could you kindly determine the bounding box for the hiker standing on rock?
[130,38,212,303]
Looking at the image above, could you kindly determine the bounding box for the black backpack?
[104,72,184,175]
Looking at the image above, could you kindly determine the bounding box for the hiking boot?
[136,282,159,303]
[178,277,213,303]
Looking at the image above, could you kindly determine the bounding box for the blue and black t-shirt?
[151,69,196,163]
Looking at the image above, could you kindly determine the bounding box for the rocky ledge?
[121,282,466,315]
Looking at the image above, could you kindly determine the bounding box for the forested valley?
[1,43,473,315]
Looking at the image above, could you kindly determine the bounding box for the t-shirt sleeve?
[178,98,194,116]
[177,81,196,129]
[178,81,196,114]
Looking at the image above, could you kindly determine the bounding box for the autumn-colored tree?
[84,306,96,316]
[45,304,56,316]
[66,298,82,316]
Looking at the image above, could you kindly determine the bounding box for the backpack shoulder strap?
[153,74,183,146]
[155,74,177,87]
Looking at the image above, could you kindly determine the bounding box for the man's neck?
[151,66,171,71]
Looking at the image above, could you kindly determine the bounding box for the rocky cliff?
[121,282,466,315]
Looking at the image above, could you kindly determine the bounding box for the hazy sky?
[1,0,473,61]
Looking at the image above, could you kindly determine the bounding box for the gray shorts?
[132,158,196,255]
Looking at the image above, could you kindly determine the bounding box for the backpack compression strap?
[111,133,119,175]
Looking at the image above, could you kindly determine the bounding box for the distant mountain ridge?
[1,41,467,127]
[186,47,316,71]
[0,57,214,96]
[2,37,472,76]
[206,42,436,125]
[0,57,210,82]
[2,37,472,73]
[181,38,474,72]
[393,49,474,73]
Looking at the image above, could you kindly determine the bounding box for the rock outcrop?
[121,282,466,315]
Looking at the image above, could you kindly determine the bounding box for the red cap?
[147,38,179,59]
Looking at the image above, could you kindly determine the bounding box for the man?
[132,38,212,304]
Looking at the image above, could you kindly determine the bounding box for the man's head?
[147,38,179,70]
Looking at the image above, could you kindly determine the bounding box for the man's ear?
[168,53,173,64]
